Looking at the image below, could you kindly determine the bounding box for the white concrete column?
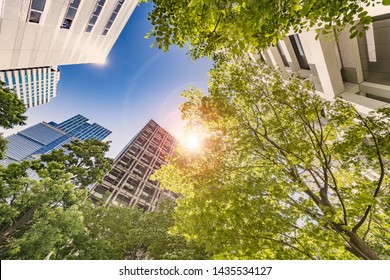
[267,46,289,78]
[261,50,274,67]
[299,31,345,97]
[351,36,364,83]
[281,37,300,71]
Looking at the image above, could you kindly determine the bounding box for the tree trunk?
[345,231,380,260]
[0,203,40,243]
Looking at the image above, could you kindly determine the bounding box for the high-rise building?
[2,114,111,163]
[255,5,390,115]
[90,119,177,212]
[0,0,137,70]
[50,114,111,141]
[0,66,60,108]
[0,0,137,107]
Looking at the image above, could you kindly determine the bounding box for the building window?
[115,194,131,206]
[289,34,310,70]
[276,42,289,67]
[0,0,5,19]
[357,15,390,85]
[28,0,46,23]
[85,0,106,33]
[94,185,109,195]
[61,0,81,29]
[102,0,125,36]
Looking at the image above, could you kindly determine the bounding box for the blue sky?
[2,2,212,158]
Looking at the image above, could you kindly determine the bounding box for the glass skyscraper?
[50,114,111,141]
[0,66,60,108]
[90,119,177,212]
[2,114,111,163]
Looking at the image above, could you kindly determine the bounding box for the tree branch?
[353,110,385,232]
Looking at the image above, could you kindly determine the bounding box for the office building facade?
[256,4,390,115]
[2,114,111,163]
[90,119,177,212]
[50,114,111,141]
[0,0,137,70]
[0,66,60,108]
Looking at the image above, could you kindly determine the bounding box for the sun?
[183,133,202,151]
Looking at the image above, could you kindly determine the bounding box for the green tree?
[153,57,390,260]
[38,139,114,187]
[58,201,210,260]
[0,81,27,159]
[143,0,378,59]
[0,140,113,259]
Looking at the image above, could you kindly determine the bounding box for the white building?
[0,66,59,108]
[0,0,137,69]
[257,4,390,115]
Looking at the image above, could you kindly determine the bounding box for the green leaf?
[188,0,197,8]
[383,0,390,6]
[300,4,311,16]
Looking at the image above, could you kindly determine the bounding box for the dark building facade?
[90,119,177,211]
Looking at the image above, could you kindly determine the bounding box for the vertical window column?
[102,0,125,36]
[27,0,46,23]
[289,34,310,70]
[0,0,5,18]
[276,42,289,67]
[85,0,106,33]
[61,0,81,29]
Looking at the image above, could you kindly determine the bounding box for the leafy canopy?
[0,81,27,159]
[143,0,377,59]
[57,201,210,260]
[153,56,390,260]
[0,81,27,129]
[0,140,113,259]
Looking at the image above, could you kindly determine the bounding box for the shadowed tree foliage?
[0,140,113,259]
[142,0,380,59]
[56,201,211,260]
[153,57,390,260]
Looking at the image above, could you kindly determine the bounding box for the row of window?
[27,0,124,36]
[94,180,158,207]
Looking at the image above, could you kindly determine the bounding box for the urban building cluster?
[2,115,177,210]
[0,0,177,211]
[0,0,137,108]
[2,1,390,213]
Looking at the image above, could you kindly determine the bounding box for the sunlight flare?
[183,133,202,151]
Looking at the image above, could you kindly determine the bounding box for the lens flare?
[183,133,202,151]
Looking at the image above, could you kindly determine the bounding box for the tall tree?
[0,140,113,259]
[0,81,27,159]
[143,0,378,59]
[153,57,390,260]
